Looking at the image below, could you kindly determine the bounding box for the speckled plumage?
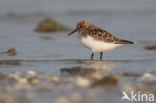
[68,21,133,60]
[79,24,133,44]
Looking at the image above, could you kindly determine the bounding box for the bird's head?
[68,21,90,35]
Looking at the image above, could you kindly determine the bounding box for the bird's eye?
[80,25,83,28]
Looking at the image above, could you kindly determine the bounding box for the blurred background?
[0,0,156,103]
[1,0,156,13]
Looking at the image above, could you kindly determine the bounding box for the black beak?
[68,29,77,36]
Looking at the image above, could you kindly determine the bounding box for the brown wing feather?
[86,25,133,44]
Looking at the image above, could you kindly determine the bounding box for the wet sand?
[0,58,156,103]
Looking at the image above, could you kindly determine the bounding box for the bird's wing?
[86,25,133,44]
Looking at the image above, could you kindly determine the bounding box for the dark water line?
[0,59,156,64]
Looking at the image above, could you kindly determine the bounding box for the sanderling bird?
[68,21,133,60]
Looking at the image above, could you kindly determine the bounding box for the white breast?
[79,36,122,52]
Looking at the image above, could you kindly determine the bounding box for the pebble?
[8,48,17,56]
[90,71,102,79]
[29,78,39,85]
[75,76,90,87]
[48,76,59,82]
[91,75,118,88]
[35,18,70,32]
[138,73,156,82]
[18,77,28,84]
[144,45,156,50]
[26,70,36,79]
[8,72,21,81]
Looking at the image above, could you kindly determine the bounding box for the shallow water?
[0,0,156,103]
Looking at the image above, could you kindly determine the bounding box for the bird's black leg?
[100,52,103,60]
[91,53,94,60]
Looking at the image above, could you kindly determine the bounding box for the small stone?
[26,70,36,78]
[144,45,156,50]
[90,72,102,79]
[91,75,118,88]
[123,72,140,77]
[123,72,129,76]
[75,76,90,87]
[29,78,39,85]
[18,77,28,84]
[48,76,59,82]
[138,73,156,82]
[8,48,17,56]
[35,18,70,32]
[8,72,21,81]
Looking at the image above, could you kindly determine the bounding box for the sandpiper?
[68,21,133,60]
